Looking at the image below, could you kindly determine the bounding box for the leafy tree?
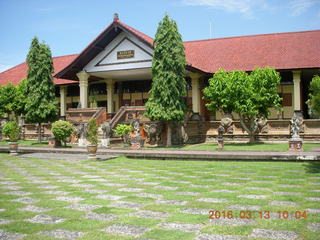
[51,121,75,147]
[2,121,20,142]
[145,14,187,146]
[25,37,58,143]
[0,83,17,118]
[13,79,28,117]
[307,75,320,118]
[203,67,281,143]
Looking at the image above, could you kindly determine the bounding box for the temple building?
[0,14,319,141]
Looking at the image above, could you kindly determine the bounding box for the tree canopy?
[307,75,320,118]
[145,14,187,146]
[25,37,58,142]
[203,67,281,143]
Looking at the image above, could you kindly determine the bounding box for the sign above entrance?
[117,50,134,60]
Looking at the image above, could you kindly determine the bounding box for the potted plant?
[86,119,98,159]
[51,120,75,147]
[113,124,133,147]
[2,121,20,156]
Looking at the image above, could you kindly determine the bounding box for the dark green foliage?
[2,121,20,142]
[0,83,16,117]
[25,37,58,142]
[87,119,98,145]
[51,121,75,146]
[145,14,187,122]
[203,67,281,143]
[145,14,187,146]
[307,75,320,118]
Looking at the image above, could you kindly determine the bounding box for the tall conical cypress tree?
[145,14,187,147]
[25,37,58,143]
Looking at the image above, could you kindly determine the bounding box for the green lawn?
[0,154,319,239]
[0,140,72,148]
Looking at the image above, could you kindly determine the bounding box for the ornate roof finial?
[113,13,119,22]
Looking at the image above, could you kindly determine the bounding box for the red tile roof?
[184,30,320,73]
[0,54,79,86]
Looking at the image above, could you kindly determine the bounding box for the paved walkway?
[0,145,319,161]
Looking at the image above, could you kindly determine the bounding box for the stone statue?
[100,122,111,148]
[101,122,111,138]
[76,123,87,146]
[290,113,303,139]
[220,112,233,134]
[132,119,140,137]
[143,122,163,145]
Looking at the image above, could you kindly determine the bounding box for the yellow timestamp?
[209,210,308,219]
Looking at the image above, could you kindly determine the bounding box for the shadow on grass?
[304,162,320,173]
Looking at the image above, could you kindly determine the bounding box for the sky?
[0,0,320,72]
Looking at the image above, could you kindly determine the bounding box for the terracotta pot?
[87,144,98,160]
[9,142,18,156]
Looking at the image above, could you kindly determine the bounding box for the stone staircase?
[65,108,107,125]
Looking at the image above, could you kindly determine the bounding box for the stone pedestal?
[78,138,87,147]
[100,138,110,148]
[217,138,224,150]
[289,138,303,152]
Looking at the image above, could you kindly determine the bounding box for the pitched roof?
[0,54,78,86]
[55,16,154,80]
[184,30,320,73]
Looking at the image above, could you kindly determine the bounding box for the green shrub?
[113,124,133,137]
[2,121,20,142]
[51,121,75,146]
[307,75,320,118]
[87,119,98,145]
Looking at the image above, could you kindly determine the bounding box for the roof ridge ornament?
[113,13,119,22]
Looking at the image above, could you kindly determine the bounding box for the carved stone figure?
[220,112,233,134]
[143,122,163,145]
[76,123,87,146]
[257,118,268,134]
[101,122,111,138]
[132,119,140,137]
[290,111,303,139]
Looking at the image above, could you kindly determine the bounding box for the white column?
[76,71,89,108]
[293,70,301,111]
[190,73,201,114]
[106,78,114,113]
[59,86,67,116]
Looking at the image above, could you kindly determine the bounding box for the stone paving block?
[58,179,82,183]
[228,204,261,211]
[0,218,14,224]
[309,182,320,185]
[5,191,31,196]
[30,180,50,184]
[19,205,52,213]
[181,208,210,215]
[308,189,320,192]
[95,194,125,200]
[102,223,149,237]
[307,223,320,232]
[0,185,23,190]
[269,200,298,206]
[118,187,145,192]
[109,201,146,209]
[307,208,320,214]
[37,185,59,189]
[252,180,274,184]
[39,229,84,239]
[175,191,200,196]
[130,210,171,219]
[26,214,65,224]
[273,192,302,196]
[83,212,118,221]
[136,193,163,199]
[277,184,302,188]
[245,187,271,191]
[0,181,19,185]
[65,204,102,211]
[238,194,268,199]
[249,228,299,240]
[160,222,203,232]
[43,190,70,195]
[54,196,84,202]
[102,183,128,187]
[306,197,320,201]
[83,189,108,194]
[190,184,211,188]
[222,182,242,186]
[156,200,188,205]
[211,189,237,193]
[70,183,94,188]
[0,229,26,240]
[209,218,255,226]
[171,180,191,184]
[138,181,160,186]
[154,186,178,190]
[12,197,39,204]
[195,233,243,240]
[197,197,228,203]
